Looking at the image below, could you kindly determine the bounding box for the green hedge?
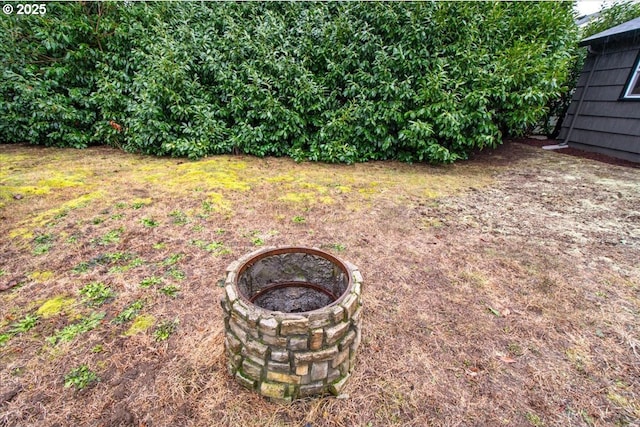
[0,2,578,163]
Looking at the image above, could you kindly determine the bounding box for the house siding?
[559,38,640,162]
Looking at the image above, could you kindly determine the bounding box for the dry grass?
[1,141,638,427]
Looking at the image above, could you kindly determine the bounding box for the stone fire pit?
[220,246,363,401]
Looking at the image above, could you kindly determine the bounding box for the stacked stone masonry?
[221,247,363,402]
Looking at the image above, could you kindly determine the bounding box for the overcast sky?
[574,0,640,16]
[575,0,611,16]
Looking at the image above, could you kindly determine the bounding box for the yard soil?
[1,140,639,426]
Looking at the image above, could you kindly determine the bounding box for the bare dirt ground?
[0,140,638,427]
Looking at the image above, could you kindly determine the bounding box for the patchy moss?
[63,191,103,209]
[565,345,591,374]
[357,184,380,197]
[130,197,153,208]
[39,192,103,224]
[607,391,640,418]
[0,165,88,209]
[607,391,631,407]
[29,271,54,282]
[124,314,155,336]
[36,173,85,190]
[196,157,247,172]
[279,192,317,204]
[206,192,232,212]
[7,191,104,242]
[37,296,76,318]
[298,182,328,194]
[319,196,334,204]
[421,217,444,228]
[174,169,251,192]
[9,227,34,240]
[141,158,250,193]
[0,185,48,204]
[0,153,28,164]
[266,175,296,184]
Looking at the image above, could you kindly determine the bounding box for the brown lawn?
[0,140,638,427]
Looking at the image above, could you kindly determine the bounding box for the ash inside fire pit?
[237,252,348,313]
[250,282,336,313]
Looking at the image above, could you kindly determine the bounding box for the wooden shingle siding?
[583,48,637,71]
[567,101,640,119]
[569,134,640,162]
[570,85,628,101]
[559,32,640,163]
[571,115,640,135]
[571,129,638,149]
[577,68,633,87]
[574,130,640,149]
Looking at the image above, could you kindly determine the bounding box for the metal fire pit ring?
[220,246,363,401]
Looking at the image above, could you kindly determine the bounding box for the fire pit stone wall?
[220,247,363,401]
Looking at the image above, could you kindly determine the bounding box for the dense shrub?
[0,2,104,148]
[1,2,578,163]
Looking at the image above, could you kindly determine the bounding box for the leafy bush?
[0,2,106,147]
[1,2,578,163]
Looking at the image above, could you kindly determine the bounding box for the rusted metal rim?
[248,281,339,304]
[235,246,353,308]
